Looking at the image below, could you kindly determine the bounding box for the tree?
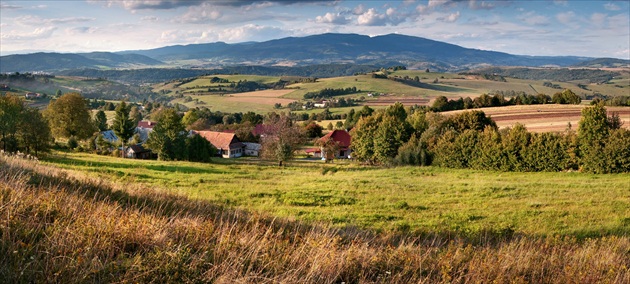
[186,134,216,163]
[112,101,136,158]
[94,110,108,131]
[44,92,96,142]
[129,105,143,126]
[146,108,186,161]
[350,114,381,164]
[182,109,200,129]
[19,108,52,157]
[304,122,323,138]
[0,95,24,152]
[260,115,305,166]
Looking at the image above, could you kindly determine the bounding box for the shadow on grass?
[6,155,627,245]
[45,154,224,175]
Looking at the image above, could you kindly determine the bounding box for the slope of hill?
[572,58,630,68]
[0,52,164,73]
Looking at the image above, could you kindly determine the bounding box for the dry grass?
[1,155,628,283]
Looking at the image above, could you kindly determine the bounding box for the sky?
[1,0,629,59]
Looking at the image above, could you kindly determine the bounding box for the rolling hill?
[0,52,163,73]
[1,33,609,73]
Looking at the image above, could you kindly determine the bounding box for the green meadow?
[44,151,630,238]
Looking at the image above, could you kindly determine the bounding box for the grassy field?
[41,151,629,238]
[3,154,628,283]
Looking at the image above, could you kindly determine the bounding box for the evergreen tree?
[112,101,136,158]
[146,108,187,161]
[94,110,108,131]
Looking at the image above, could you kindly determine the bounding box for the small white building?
[243,142,261,157]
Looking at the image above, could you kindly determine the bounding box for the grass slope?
[42,152,630,238]
[2,154,629,283]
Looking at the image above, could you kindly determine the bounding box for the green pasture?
[43,151,630,238]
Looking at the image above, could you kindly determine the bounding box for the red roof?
[319,130,351,148]
[252,124,274,136]
[196,131,242,150]
[137,121,157,129]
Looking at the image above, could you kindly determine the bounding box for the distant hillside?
[572,58,630,68]
[57,64,379,84]
[468,67,620,83]
[0,52,163,73]
[2,33,604,73]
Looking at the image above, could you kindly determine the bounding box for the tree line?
[350,102,629,173]
[430,89,581,112]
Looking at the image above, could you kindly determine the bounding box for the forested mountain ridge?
[2,33,615,73]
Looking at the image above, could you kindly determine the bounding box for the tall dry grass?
[1,155,628,283]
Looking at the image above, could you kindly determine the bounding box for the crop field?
[445,104,630,132]
[42,151,629,238]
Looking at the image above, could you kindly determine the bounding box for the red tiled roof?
[196,131,242,150]
[319,130,351,148]
[137,121,157,129]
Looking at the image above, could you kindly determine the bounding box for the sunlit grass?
[42,151,630,238]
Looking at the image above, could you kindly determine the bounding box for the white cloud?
[468,0,495,10]
[141,16,159,22]
[604,3,620,11]
[13,15,94,26]
[1,26,57,41]
[353,4,365,15]
[357,8,386,26]
[357,7,405,26]
[438,11,460,23]
[520,11,549,26]
[315,12,349,25]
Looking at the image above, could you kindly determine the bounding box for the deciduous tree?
[44,92,95,142]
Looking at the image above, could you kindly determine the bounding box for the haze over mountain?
[1,33,624,74]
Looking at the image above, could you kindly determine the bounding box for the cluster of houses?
[98,121,352,161]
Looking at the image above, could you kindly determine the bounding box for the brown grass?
[1,155,628,283]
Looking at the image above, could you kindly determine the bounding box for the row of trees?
[350,103,629,173]
[430,89,581,112]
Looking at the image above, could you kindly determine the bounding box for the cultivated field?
[445,104,630,132]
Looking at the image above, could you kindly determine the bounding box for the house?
[313,100,329,108]
[135,121,157,144]
[243,142,261,157]
[196,131,244,158]
[25,92,41,99]
[125,145,152,159]
[308,130,352,160]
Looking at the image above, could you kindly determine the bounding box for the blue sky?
[1,0,629,58]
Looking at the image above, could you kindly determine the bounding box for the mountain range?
[1,33,627,73]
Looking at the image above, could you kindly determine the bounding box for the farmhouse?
[243,142,262,157]
[125,145,152,159]
[196,131,244,158]
[307,129,352,160]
